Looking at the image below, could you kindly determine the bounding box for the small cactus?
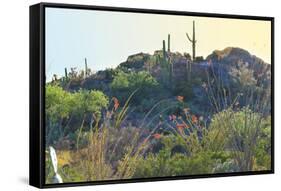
[64,68,68,80]
[84,58,88,78]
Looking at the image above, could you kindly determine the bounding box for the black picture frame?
[29,2,275,189]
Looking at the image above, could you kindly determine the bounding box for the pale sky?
[46,7,271,81]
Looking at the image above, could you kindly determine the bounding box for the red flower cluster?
[112,97,119,111]
[153,133,161,139]
[191,115,198,123]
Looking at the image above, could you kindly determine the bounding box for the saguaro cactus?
[169,57,173,88]
[168,34,170,52]
[64,68,68,80]
[161,38,173,88]
[84,58,88,78]
[162,40,166,59]
[186,21,197,61]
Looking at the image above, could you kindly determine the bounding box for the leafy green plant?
[205,107,271,171]
[45,84,108,146]
[111,71,159,104]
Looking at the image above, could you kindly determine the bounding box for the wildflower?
[199,116,204,121]
[191,115,198,123]
[112,97,119,111]
[176,96,184,102]
[153,133,161,139]
[114,102,119,111]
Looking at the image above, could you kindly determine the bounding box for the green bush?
[45,84,109,145]
[111,71,159,104]
[205,107,271,171]
[133,134,231,178]
[133,148,224,178]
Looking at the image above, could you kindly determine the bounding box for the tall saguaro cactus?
[162,37,173,89]
[186,21,197,61]
[162,40,166,59]
[168,34,170,52]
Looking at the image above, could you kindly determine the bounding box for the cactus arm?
[186,33,197,43]
[186,33,193,42]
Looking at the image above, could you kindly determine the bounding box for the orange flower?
[191,115,198,123]
[153,133,161,139]
[112,97,119,111]
[177,96,184,102]
[114,102,119,111]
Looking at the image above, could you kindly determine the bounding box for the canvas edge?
[29,3,45,189]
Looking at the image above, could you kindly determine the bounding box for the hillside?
[54,47,270,123]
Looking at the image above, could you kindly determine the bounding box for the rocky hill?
[113,47,271,89]
[61,47,271,116]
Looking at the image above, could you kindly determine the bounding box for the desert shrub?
[45,84,108,145]
[46,84,73,122]
[212,159,240,173]
[133,148,223,178]
[254,116,271,170]
[46,85,74,145]
[230,61,257,87]
[206,107,271,171]
[111,71,159,104]
[133,130,231,178]
[72,89,109,116]
[46,92,149,183]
